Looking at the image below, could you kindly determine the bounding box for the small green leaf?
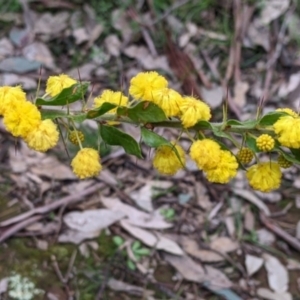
[112,236,124,246]
[290,148,300,161]
[132,241,141,251]
[87,102,117,119]
[100,125,143,158]
[36,82,89,106]
[226,119,257,128]
[194,120,212,130]
[258,111,287,126]
[127,259,136,270]
[134,248,151,256]
[276,148,300,164]
[40,110,86,123]
[117,101,167,123]
[141,127,184,167]
[245,135,259,153]
[141,127,170,148]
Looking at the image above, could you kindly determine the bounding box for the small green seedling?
[112,237,151,270]
[160,208,176,221]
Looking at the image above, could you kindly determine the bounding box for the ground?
[0,0,300,299]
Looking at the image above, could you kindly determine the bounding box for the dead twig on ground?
[262,7,295,101]
[0,183,103,228]
[260,212,300,252]
[0,215,43,243]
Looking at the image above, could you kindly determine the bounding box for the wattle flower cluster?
[129,71,211,126]
[0,86,59,152]
[1,70,299,192]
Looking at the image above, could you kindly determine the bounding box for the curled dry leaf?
[101,197,173,229]
[34,12,69,36]
[263,253,289,293]
[0,73,36,90]
[58,229,99,244]
[31,156,76,180]
[22,42,56,70]
[164,253,232,290]
[210,237,239,254]
[257,288,292,300]
[63,209,125,233]
[245,254,264,276]
[105,34,122,57]
[123,45,171,73]
[259,0,290,25]
[120,220,183,255]
[233,188,270,216]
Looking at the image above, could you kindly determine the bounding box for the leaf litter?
[1,0,300,298]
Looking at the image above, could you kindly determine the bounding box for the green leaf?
[288,148,300,163]
[134,248,151,256]
[258,111,287,126]
[226,119,257,128]
[87,102,117,119]
[245,135,259,153]
[100,125,142,158]
[117,101,167,123]
[194,120,212,130]
[36,82,89,106]
[40,110,86,123]
[112,236,124,246]
[276,149,300,164]
[132,241,141,251]
[141,127,170,148]
[141,127,184,167]
[127,259,136,270]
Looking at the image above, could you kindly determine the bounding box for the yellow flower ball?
[3,101,41,138]
[0,86,26,115]
[190,139,221,170]
[180,96,211,128]
[153,143,186,175]
[46,74,77,97]
[129,71,168,101]
[25,119,59,152]
[256,134,275,152]
[276,108,298,118]
[94,90,128,114]
[151,88,184,117]
[236,147,254,164]
[246,162,282,192]
[273,115,300,148]
[71,148,102,179]
[205,150,238,184]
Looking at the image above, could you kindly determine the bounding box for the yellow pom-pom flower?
[71,148,102,179]
[273,115,300,148]
[236,147,254,164]
[129,71,168,101]
[153,142,186,175]
[205,150,238,184]
[276,108,298,118]
[94,90,128,114]
[190,139,221,170]
[256,134,275,152]
[3,101,41,138]
[180,96,211,128]
[46,74,77,97]
[69,130,85,145]
[151,88,183,117]
[0,86,26,115]
[277,154,293,169]
[25,119,59,152]
[246,162,282,192]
